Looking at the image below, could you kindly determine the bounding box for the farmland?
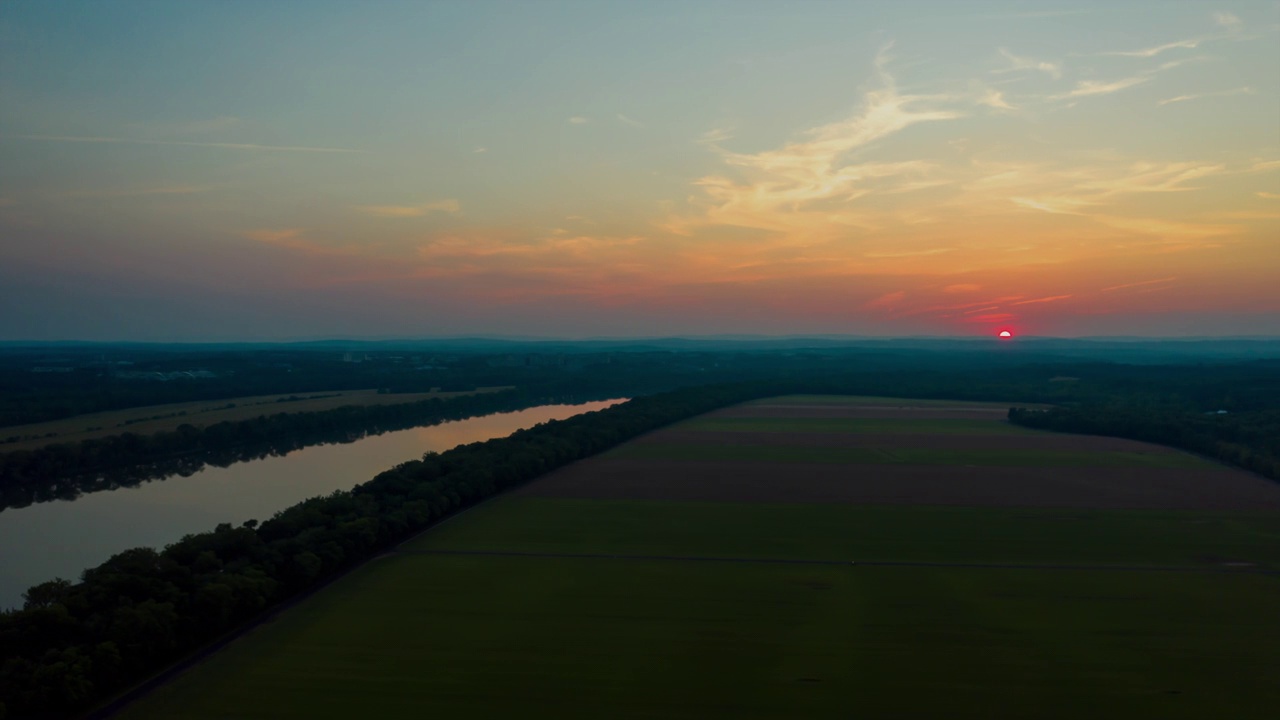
[118,396,1280,719]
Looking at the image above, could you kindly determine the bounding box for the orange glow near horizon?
[0,3,1277,340]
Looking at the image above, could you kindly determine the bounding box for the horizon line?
[3,334,1280,346]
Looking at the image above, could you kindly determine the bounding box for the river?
[0,399,624,609]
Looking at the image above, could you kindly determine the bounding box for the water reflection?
[0,400,622,609]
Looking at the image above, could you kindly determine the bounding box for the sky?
[1,0,1277,340]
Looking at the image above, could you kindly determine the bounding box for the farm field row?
[737,395,1052,409]
[118,396,1280,719]
[400,497,1280,570]
[677,416,1048,434]
[607,442,1209,468]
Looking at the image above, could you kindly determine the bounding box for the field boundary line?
[399,548,1277,575]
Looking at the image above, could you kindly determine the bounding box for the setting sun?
[0,1,1276,342]
[1,3,1280,719]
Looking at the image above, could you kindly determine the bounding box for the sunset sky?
[1,1,1277,340]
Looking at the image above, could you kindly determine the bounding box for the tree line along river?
[0,399,624,609]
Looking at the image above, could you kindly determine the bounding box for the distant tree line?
[6,356,1279,513]
[0,351,1074,513]
[1008,405,1280,481]
[0,346,826,426]
[0,385,621,512]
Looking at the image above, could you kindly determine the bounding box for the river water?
[0,399,624,609]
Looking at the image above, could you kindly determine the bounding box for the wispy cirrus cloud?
[3,134,356,153]
[1079,161,1226,195]
[241,228,366,260]
[1052,75,1150,99]
[217,33,1271,325]
[862,291,906,309]
[1010,294,1073,306]
[698,127,734,144]
[865,247,954,259]
[673,46,962,242]
[243,228,305,244]
[647,40,1265,298]
[966,313,1016,324]
[976,87,1015,110]
[1159,86,1255,105]
[895,295,1027,318]
[877,291,1074,327]
[992,48,1062,79]
[1101,38,1202,58]
[617,113,644,128]
[355,200,460,218]
[1011,195,1099,214]
[1050,54,1206,103]
[1214,12,1242,30]
[1092,214,1238,238]
[1101,276,1178,293]
[1009,161,1228,219]
[567,116,590,125]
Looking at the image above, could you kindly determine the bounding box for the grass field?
[0,387,509,451]
[118,396,1280,719]
[400,498,1280,569]
[124,555,1279,720]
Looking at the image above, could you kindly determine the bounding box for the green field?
[118,397,1280,719]
[403,497,1280,569]
[125,554,1279,720]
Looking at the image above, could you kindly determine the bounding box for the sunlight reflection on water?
[0,399,624,609]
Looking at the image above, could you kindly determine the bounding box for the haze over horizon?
[2,1,1277,341]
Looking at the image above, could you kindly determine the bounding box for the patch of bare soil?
[516,458,1280,510]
